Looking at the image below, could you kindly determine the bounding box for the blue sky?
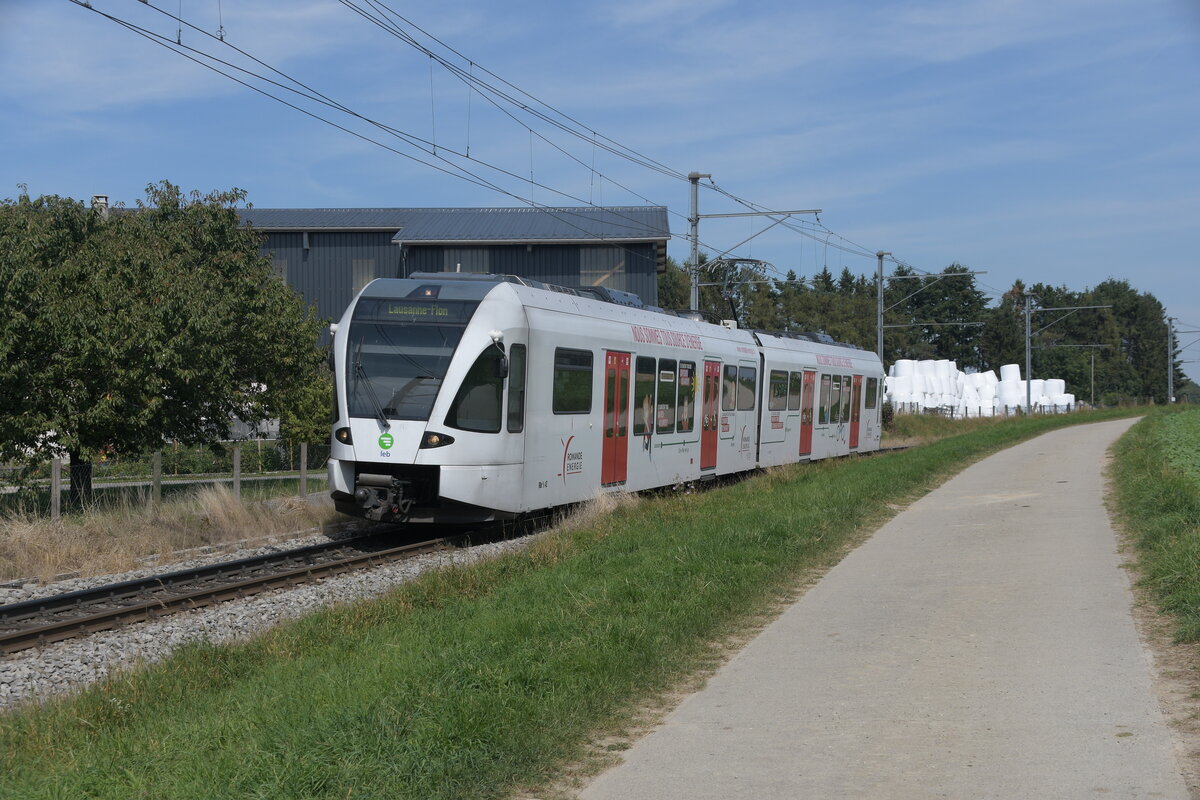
[3,0,1199,383]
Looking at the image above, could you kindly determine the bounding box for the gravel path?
[0,531,535,711]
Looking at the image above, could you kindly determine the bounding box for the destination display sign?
[353,298,479,325]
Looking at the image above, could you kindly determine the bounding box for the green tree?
[1090,279,1172,403]
[979,281,1026,372]
[0,182,326,505]
[656,256,691,310]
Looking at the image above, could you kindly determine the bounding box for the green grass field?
[0,408,1145,800]
[1111,407,1200,641]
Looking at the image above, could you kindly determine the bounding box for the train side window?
[830,374,842,423]
[446,348,504,433]
[819,374,832,424]
[656,358,677,434]
[507,344,527,432]
[788,371,802,411]
[677,361,696,433]
[722,364,738,412]
[737,366,757,411]
[841,375,852,421]
[769,370,788,411]
[634,356,656,435]
[553,348,593,414]
[865,377,878,410]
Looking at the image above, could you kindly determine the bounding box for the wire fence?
[1,441,331,520]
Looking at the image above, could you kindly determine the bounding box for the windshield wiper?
[353,355,391,431]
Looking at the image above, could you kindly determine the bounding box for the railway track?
[1,447,911,657]
[0,534,449,655]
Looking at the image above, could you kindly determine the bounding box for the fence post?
[232,444,241,502]
[299,442,308,498]
[152,450,162,507]
[51,458,62,522]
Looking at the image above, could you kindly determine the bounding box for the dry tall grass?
[0,485,343,583]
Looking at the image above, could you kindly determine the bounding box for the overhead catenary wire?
[68,0,713,261]
[68,0,977,287]
[342,0,690,182]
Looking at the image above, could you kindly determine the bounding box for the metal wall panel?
[400,243,658,305]
[258,232,401,323]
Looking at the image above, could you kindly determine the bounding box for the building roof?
[238,206,670,244]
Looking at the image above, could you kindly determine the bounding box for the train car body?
[328,273,883,524]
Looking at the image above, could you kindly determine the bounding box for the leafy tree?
[979,282,1025,373]
[656,256,690,310]
[1090,279,1171,403]
[0,182,326,505]
[901,264,988,367]
[278,366,333,449]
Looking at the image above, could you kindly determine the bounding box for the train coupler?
[354,473,415,521]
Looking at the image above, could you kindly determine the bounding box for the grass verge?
[1110,407,1200,641]
[0,408,1144,799]
[0,484,341,583]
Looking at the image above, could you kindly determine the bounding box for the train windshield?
[345,298,480,422]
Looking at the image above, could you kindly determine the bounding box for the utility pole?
[1168,317,1175,404]
[1170,323,1200,403]
[687,172,710,311]
[876,251,891,362]
[1025,296,1033,414]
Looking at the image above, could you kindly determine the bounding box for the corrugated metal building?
[239,206,670,322]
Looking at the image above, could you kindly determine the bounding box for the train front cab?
[327,277,531,524]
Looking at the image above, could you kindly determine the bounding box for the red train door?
[850,374,863,449]
[799,369,816,456]
[701,360,721,470]
[602,351,631,486]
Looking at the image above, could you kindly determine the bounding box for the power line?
[341,0,689,181]
[68,0,996,289]
[69,0,715,261]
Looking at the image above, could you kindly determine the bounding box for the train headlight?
[420,432,455,449]
[335,427,353,444]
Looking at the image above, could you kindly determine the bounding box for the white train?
[328,273,885,524]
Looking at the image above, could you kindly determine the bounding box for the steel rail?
[0,536,447,655]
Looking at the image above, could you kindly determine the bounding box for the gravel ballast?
[0,533,535,711]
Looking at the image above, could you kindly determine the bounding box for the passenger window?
[677,361,696,433]
[769,370,788,411]
[656,359,677,434]
[507,344,526,432]
[737,366,757,411]
[841,376,852,422]
[553,348,593,414]
[819,374,832,424]
[830,375,842,423]
[722,364,738,412]
[865,377,878,410]
[788,372,802,411]
[634,356,656,436]
[446,348,504,433]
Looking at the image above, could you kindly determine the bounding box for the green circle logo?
[378,433,394,449]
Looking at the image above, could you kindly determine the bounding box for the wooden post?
[50,458,62,521]
[152,450,162,507]
[299,442,308,498]
[232,444,241,501]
